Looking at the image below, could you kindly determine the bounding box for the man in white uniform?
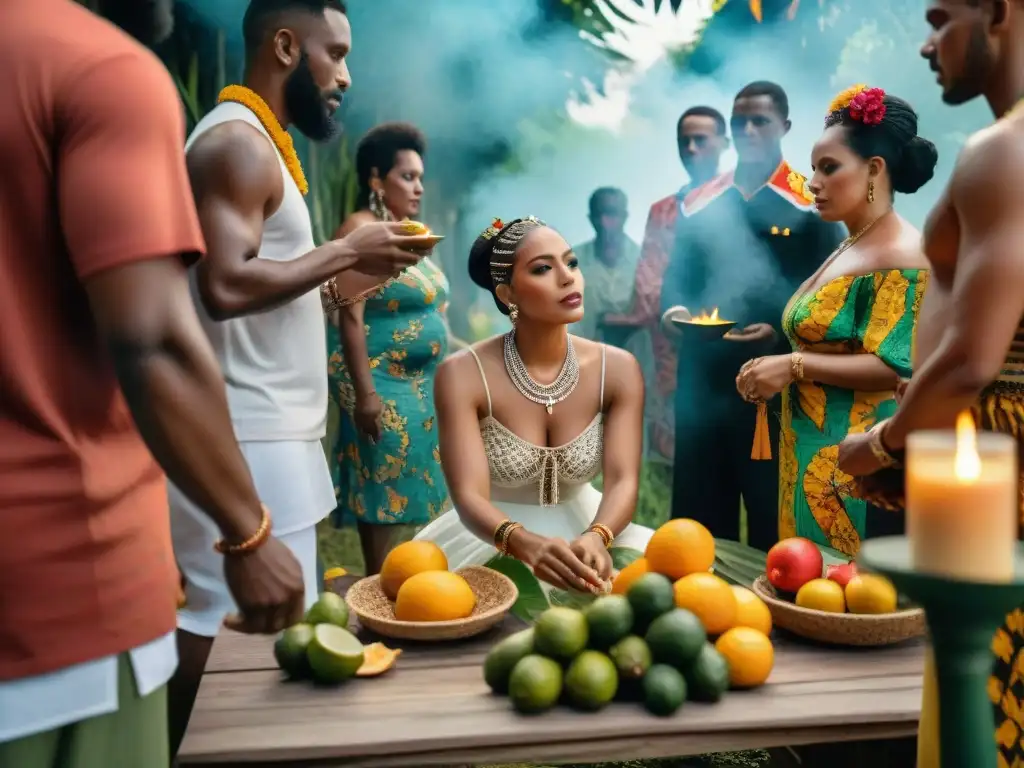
[168,0,435,756]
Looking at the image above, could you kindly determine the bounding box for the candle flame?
[953,410,981,481]
[688,307,731,325]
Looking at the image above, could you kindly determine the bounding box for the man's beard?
[942,23,994,106]
[98,0,174,47]
[285,53,342,142]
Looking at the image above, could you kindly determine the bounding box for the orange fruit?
[379,541,449,600]
[355,642,402,677]
[611,557,650,595]
[715,626,774,688]
[731,585,772,636]
[394,570,476,622]
[672,572,737,635]
[644,519,715,580]
[795,578,846,613]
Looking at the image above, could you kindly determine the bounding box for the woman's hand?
[570,532,614,584]
[724,322,776,343]
[736,354,792,402]
[354,392,383,443]
[510,530,604,593]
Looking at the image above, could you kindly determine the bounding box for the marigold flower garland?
[217,85,309,196]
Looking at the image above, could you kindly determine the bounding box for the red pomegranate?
[826,561,858,588]
[766,538,824,594]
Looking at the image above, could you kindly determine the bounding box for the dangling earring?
[369,189,391,221]
[867,180,875,204]
[508,304,519,326]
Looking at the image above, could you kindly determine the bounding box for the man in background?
[604,105,729,461]
[661,82,844,550]
[571,187,641,343]
[0,0,307,764]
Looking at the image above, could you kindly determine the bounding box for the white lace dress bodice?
[415,343,653,576]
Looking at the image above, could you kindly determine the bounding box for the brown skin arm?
[333,212,381,404]
[434,351,505,542]
[85,257,263,541]
[588,346,643,536]
[799,352,900,390]
[884,132,1024,448]
[187,122,358,321]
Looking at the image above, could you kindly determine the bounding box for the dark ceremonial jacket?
[660,161,845,401]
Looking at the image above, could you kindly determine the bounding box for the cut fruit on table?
[355,642,402,677]
[306,624,366,684]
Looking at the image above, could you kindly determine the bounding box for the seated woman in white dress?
[416,216,654,592]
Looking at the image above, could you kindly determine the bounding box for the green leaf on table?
[549,589,595,609]
[485,555,549,623]
[713,538,768,587]
[610,546,643,570]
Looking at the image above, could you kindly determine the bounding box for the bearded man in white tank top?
[167,0,439,756]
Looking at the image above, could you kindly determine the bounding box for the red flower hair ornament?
[848,87,887,126]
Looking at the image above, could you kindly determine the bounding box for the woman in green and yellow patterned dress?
[736,87,935,556]
[327,123,450,573]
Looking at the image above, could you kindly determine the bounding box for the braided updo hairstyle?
[468,217,546,315]
[824,87,938,195]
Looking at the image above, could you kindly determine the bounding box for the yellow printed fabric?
[326,258,451,526]
[778,269,927,555]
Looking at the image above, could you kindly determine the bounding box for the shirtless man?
[838,2,1024,764]
[168,0,434,756]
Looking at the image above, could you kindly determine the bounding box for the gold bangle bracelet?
[586,523,614,549]
[500,522,524,557]
[790,351,805,382]
[868,421,901,469]
[492,519,514,549]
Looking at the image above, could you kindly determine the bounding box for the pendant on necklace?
[546,398,554,414]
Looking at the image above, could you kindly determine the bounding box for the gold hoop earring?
[369,189,391,221]
[867,180,875,204]
[508,304,519,326]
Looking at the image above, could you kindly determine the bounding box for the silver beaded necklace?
[503,331,580,414]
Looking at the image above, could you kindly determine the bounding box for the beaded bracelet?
[214,504,272,555]
[586,523,614,549]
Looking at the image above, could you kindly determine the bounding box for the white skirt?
[415,482,654,574]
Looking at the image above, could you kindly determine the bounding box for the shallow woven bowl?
[345,565,518,642]
[753,574,926,647]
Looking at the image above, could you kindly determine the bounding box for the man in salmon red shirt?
[0,1,310,764]
[603,106,728,460]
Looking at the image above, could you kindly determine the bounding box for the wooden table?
[179,598,925,767]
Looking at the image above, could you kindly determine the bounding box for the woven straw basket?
[346,565,518,641]
[753,574,926,647]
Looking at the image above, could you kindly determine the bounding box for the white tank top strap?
[599,344,607,411]
[466,346,493,416]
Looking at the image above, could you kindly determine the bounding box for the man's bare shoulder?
[186,121,281,198]
[952,116,1024,199]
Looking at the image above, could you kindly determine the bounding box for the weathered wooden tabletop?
[179,582,925,767]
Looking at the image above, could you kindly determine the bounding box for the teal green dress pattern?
[779,268,928,556]
[327,258,450,526]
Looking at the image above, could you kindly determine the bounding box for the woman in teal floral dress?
[327,123,449,573]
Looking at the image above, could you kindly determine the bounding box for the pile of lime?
[483,573,730,717]
[274,592,366,685]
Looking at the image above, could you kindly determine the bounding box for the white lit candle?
[906,411,1017,582]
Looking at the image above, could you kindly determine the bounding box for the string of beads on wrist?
[214,504,272,555]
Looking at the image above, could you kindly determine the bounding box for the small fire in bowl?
[674,307,737,339]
